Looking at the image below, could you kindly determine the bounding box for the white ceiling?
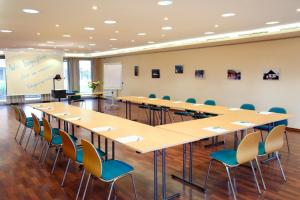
[1,0,300,55]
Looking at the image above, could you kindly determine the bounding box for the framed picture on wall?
[227,69,241,80]
[175,65,184,74]
[152,69,160,78]
[134,65,139,76]
[195,69,205,79]
[263,69,279,80]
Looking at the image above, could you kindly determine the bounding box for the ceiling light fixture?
[36,32,41,35]
[222,13,236,17]
[92,6,98,10]
[266,21,280,25]
[158,1,173,6]
[115,30,119,33]
[78,46,85,48]
[162,26,173,30]
[84,27,95,31]
[131,40,135,42]
[137,33,146,36]
[109,38,117,41]
[148,41,155,44]
[89,43,96,46]
[0,29,12,33]
[214,24,219,28]
[55,24,60,27]
[204,32,215,35]
[47,41,54,44]
[89,36,93,40]
[164,17,169,21]
[104,20,117,24]
[297,8,300,12]
[22,8,39,14]
[62,34,71,37]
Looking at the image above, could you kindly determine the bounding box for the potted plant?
[88,81,101,93]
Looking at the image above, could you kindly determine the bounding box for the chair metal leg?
[14,122,21,140]
[25,129,33,151]
[255,157,266,190]
[275,152,287,181]
[204,160,213,190]
[284,131,290,153]
[144,109,149,122]
[61,158,71,187]
[19,127,27,145]
[225,166,237,200]
[76,169,86,200]
[167,111,172,123]
[108,180,116,200]
[180,115,184,121]
[82,173,91,200]
[32,136,40,158]
[38,142,46,162]
[51,146,61,174]
[250,161,262,194]
[42,143,50,165]
[260,131,264,142]
[129,174,138,200]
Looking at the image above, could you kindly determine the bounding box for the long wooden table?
[30,102,199,200]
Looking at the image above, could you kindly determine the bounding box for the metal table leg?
[91,132,94,144]
[105,138,108,161]
[125,101,128,119]
[98,135,101,149]
[129,102,132,120]
[112,141,115,160]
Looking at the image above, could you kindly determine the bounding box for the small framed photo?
[175,65,184,74]
[263,69,279,80]
[152,69,160,78]
[195,69,205,79]
[227,69,241,80]
[134,66,139,76]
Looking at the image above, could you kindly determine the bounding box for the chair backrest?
[81,139,102,178]
[19,108,27,125]
[42,117,53,143]
[204,99,216,106]
[11,105,21,121]
[236,131,260,164]
[31,113,41,136]
[186,98,196,104]
[148,94,156,98]
[60,130,77,161]
[269,107,288,126]
[240,103,255,110]
[162,95,170,100]
[265,125,286,154]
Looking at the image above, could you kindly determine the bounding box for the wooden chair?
[11,105,22,141]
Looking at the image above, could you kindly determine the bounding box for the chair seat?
[100,160,134,182]
[139,105,148,109]
[52,135,62,145]
[76,147,105,163]
[210,149,238,166]
[174,111,192,116]
[193,113,210,119]
[258,142,266,155]
[255,124,273,132]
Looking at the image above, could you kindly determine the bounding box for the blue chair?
[204,131,265,200]
[139,94,156,121]
[193,99,217,119]
[151,95,172,123]
[76,139,137,200]
[255,107,290,152]
[204,99,216,106]
[240,103,255,110]
[174,98,196,121]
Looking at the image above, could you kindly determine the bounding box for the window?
[0,59,6,101]
[63,60,69,90]
[79,60,92,93]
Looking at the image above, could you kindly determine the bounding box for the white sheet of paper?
[137,96,145,99]
[173,101,182,104]
[39,107,53,110]
[149,98,157,100]
[203,127,229,133]
[91,126,114,132]
[232,121,256,127]
[193,103,204,106]
[228,108,241,111]
[259,111,273,115]
[66,117,81,121]
[116,135,144,144]
[53,113,69,116]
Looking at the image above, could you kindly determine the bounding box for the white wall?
[101,37,300,128]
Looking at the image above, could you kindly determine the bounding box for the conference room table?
[30,102,199,200]
[68,91,105,112]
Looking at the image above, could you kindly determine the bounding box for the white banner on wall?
[5,49,64,96]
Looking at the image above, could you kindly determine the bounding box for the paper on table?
[203,126,229,133]
[53,113,69,116]
[91,126,114,132]
[148,98,157,100]
[232,121,256,127]
[228,108,241,111]
[258,111,273,115]
[116,135,143,144]
[34,104,41,107]
[39,107,53,110]
[137,96,145,99]
[66,117,81,121]
[193,103,204,106]
[173,101,182,104]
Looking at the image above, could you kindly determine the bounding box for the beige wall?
[100,37,300,128]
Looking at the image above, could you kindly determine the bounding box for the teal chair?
[174,98,196,121]
[68,90,86,109]
[240,103,255,110]
[18,108,36,148]
[193,99,217,119]
[204,99,216,106]
[255,107,290,153]
[151,95,172,123]
[139,94,157,121]
[204,131,265,200]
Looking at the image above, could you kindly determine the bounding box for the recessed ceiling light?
[161,34,166,37]
[22,8,39,14]
[131,40,135,42]
[214,24,219,28]
[0,29,12,33]
[64,49,69,51]
[92,6,98,10]
[84,27,95,31]
[115,30,119,33]
[104,20,117,24]
[47,41,55,44]
[55,24,60,27]
[36,32,41,36]
[89,36,93,40]
[27,48,34,50]
[221,13,236,17]
[266,21,280,25]
[112,48,118,50]
[164,17,169,21]
[297,8,300,12]
[204,32,215,35]
[147,41,155,44]
[78,45,85,48]
[109,38,117,41]
[158,1,173,6]
[137,33,146,36]
[162,26,173,30]
[62,34,71,37]
[89,43,96,46]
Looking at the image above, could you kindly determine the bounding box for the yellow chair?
[11,105,21,141]
[40,117,62,174]
[31,113,44,157]
[204,131,266,200]
[258,125,287,181]
[76,139,137,200]
[18,108,34,148]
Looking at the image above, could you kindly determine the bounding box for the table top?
[30,102,199,154]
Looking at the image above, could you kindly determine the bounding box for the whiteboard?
[103,63,122,90]
[5,50,64,96]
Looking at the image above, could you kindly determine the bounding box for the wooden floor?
[1,99,300,200]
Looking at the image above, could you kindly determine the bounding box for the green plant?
[88,81,101,92]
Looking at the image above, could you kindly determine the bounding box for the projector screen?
[5,50,64,96]
[103,63,122,90]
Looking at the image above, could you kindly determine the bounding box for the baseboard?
[287,127,300,133]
